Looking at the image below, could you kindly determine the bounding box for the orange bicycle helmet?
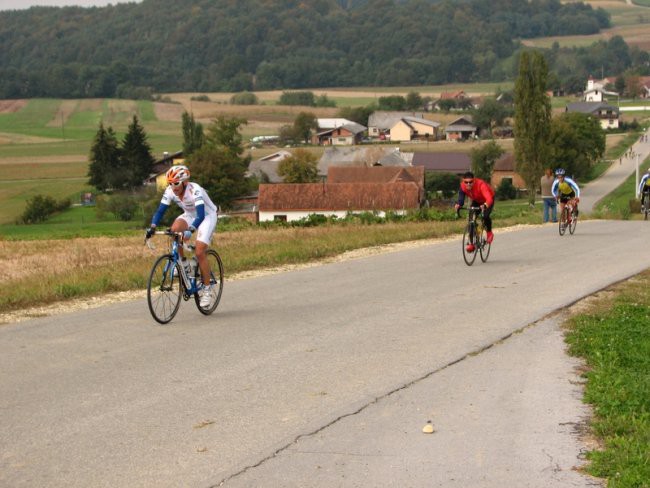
[166,165,190,185]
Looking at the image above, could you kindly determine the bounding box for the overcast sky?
[0,0,141,10]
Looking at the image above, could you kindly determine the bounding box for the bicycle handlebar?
[455,206,484,218]
[144,230,195,252]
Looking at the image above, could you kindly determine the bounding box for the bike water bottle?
[190,257,198,276]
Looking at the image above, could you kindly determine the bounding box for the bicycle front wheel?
[147,255,182,324]
[462,223,478,266]
[559,207,568,236]
[479,225,491,262]
[569,209,578,234]
[194,249,224,315]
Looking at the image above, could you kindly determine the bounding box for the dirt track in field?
[0,155,87,164]
[0,100,27,114]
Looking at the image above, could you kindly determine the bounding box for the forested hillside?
[0,0,624,98]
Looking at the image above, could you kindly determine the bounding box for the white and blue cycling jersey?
[638,173,650,195]
[151,182,217,232]
[551,177,580,198]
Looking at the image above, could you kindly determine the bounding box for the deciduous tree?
[470,140,505,182]
[293,112,318,144]
[187,116,251,209]
[277,149,320,183]
[548,112,605,180]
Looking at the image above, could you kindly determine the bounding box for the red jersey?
[459,178,495,207]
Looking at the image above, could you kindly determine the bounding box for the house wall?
[390,121,412,142]
[332,134,354,145]
[585,90,602,102]
[600,118,619,130]
[410,121,436,138]
[154,157,185,190]
[491,171,526,189]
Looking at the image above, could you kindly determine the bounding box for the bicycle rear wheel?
[147,255,182,324]
[194,249,224,315]
[569,208,578,234]
[462,223,478,266]
[645,195,649,221]
[559,207,568,236]
[479,224,491,262]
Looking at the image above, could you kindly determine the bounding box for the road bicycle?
[457,206,491,266]
[145,230,224,324]
[641,188,650,221]
[558,199,578,236]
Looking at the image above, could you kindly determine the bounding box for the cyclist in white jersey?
[638,169,650,211]
[146,165,218,307]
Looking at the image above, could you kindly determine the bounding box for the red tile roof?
[258,182,422,211]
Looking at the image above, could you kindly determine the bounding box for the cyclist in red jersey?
[454,171,495,252]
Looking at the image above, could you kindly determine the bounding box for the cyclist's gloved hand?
[145,226,156,239]
[183,226,195,241]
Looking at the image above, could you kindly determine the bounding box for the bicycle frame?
[148,231,202,299]
[457,206,490,265]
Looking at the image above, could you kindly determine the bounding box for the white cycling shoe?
[200,285,213,308]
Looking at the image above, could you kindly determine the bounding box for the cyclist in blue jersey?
[551,168,580,220]
[146,165,218,308]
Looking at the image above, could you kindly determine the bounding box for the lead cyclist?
[145,165,218,308]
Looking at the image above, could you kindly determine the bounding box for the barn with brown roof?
[258,182,422,222]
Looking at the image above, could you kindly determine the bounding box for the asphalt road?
[1,220,648,487]
[581,128,650,213]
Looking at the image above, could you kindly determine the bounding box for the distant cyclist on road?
[145,165,218,308]
[638,168,650,212]
[454,171,495,253]
[551,168,580,220]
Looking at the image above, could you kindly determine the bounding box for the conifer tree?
[121,115,154,189]
[88,122,120,192]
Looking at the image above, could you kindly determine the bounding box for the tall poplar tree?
[88,122,120,192]
[514,51,551,205]
[182,111,205,157]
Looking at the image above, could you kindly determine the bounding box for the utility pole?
[634,153,639,198]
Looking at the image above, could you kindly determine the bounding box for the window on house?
[338,138,346,143]
[273,215,287,222]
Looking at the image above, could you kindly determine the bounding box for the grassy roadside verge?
[564,270,650,487]
[0,206,539,315]
[593,152,650,218]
